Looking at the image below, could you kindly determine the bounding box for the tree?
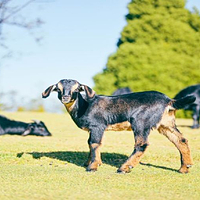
[0,0,44,58]
[93,0,200,98]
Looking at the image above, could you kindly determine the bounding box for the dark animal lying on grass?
[174,84,200,129]
[42,79,196,173]
[0,115,51,136]
[112,87,132,96]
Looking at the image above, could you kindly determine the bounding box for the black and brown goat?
[42,79,196,173]
[0,115,51,136]
[174,84,200,129]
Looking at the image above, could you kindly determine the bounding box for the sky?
[0,0,200,111]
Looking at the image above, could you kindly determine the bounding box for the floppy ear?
[22,125,33,136]
[81,84,96,100]
[42,85,56,98]
[22,129,31,136]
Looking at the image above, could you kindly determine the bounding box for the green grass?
[0,111,200,200]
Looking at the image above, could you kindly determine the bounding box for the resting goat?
[112,87,132,96]
[0,115,51,136]
[174,84,200,129]
[42,79,195,173]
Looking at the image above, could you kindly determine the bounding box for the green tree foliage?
[93,0,200,98]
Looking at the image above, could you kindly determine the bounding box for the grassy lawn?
[0,111,200,200]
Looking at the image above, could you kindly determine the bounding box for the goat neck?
[65,93,89,120]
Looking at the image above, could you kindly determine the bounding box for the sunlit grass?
[0,111,200,200]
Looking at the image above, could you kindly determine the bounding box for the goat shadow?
[177,125,193,128]
[17,151,178,172]
[17,151,128,168]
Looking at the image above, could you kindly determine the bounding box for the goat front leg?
[84,142,103,167]
[86,128,104,172]
[158,125,193,173]
[84,148,92,167]
[84,136,92,167]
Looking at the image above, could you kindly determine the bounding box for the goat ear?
[42,85,56,98]
[22,127,32,136]
[22,124,35,136]
[22,129,31,136]
[81,85,96,100]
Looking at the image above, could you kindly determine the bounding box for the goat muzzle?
[61,95,72,104]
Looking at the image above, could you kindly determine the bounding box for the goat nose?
[62,95,70,99]
[62,95,71,103]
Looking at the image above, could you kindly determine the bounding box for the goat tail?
[172,95,196,110]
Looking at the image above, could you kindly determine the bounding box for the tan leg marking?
[158,125,193,173]
[86,143,102,171]
[157,105,193,173]
[118,139,149,173]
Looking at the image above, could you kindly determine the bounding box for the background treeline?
[0,91,45,112]
[1,0,199,118]
[93,0,200,98]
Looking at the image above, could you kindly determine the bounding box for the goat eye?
[39,127,45,131]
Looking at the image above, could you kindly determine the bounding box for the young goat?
[42,79,195,173]
[0,115,51,136]
[174,84,200,129]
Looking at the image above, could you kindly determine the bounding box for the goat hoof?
[98,161,103,166]
[117,169,126,174]
[178,169,189,174]
[117,167,131,174]
[191,125,199,129]
[86,168,97,172]
[178,167,190,174]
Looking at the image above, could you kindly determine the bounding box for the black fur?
[174,84,200,128]
[172,96,196,109]
[0,115,52,136]
[71,91,170,132]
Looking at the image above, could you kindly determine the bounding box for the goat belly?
[80,121,132,132]
[106,121,132,131]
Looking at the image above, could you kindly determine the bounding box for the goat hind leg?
[158,126,193,173]
[117,137,149,173]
